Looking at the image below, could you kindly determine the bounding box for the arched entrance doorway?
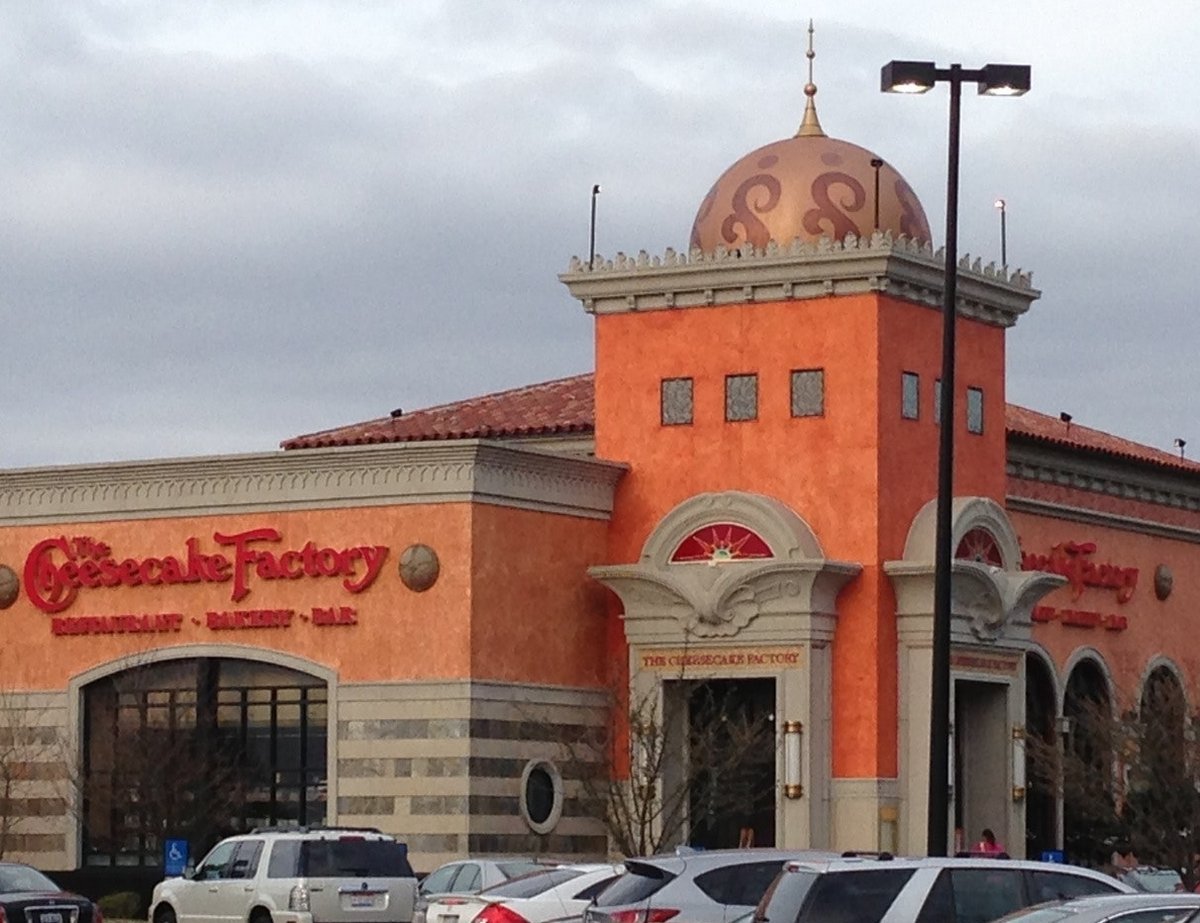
[81,656,328,867]
[1062,657,1113,865]
[1127,665,1188,868]
[1024,652,1058,858]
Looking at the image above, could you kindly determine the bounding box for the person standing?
[1112,843,1139,872]
[976,828,1005,855]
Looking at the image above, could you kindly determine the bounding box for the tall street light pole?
[881,59,1030,857]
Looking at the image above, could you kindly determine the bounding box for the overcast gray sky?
[3,1,1196,468]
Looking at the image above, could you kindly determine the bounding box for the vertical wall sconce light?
[947,722,955,797]
[783,720,804,798]
[1012,725,1027,801]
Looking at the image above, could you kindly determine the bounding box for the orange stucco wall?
[1,501,606,692]
[595,294,1008,779]
[1010,506,1200,703]
[469,504,610,688]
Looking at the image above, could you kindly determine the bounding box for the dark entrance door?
[686,677,777,849]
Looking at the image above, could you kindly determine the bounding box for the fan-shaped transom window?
[670,523,774,563]
[955,527,1004,566]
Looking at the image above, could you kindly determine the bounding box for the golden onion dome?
[689,23,932,254]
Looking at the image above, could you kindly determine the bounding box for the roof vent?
[390,408,403,418]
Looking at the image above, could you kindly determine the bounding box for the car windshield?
[1126,870,1185,894]
[593,862,675,907]
[0,865,60,894]
[482,869,583,899]
[497,862,545,880]
[298,839,414,878]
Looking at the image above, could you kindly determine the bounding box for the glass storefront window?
[82,657,327,868]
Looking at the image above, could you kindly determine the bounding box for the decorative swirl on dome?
[720,172,783,250]
[802,172,866,241]
[689,136,932,254]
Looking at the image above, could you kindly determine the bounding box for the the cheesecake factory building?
[1,83,1198,877]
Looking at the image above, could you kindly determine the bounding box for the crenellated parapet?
[560,231,1039,328]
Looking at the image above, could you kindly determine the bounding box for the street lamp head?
[881,60,936,93]
[592,184,602,195]
[977,63,1031,96]
[994,198,1006,210]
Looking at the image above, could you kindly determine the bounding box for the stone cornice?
[1006,440,1200,515]
[560,232,1039,328]
[1006,496,1200,545]
[0,441,628,524]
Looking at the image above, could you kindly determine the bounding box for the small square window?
[661,378,693,426]
[967,387,984,434]
[791,369,824,417]
[725,374,758,422]
[901,372,920,420]
[934,378,942,424]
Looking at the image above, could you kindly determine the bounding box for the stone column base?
[831,778,901,853]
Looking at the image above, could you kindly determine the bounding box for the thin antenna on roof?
[589,184,601,269]
[1175,438,1187,459]
[994,199,1008,267]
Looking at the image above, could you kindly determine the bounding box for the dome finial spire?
[796,18,825,138]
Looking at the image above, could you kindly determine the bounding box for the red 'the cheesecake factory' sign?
[23,529,389,614]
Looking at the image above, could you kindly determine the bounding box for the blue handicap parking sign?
[1040,849,1065,864]
[164,838,190,876]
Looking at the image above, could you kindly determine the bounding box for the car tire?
[154,906,177,923]
[250,910,273,923]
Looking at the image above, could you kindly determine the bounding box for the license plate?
[349,897,381,909]
[438,915,459,923]
[42,913,63,923]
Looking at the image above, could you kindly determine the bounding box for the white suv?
[754,855,1135,923]
[150,826,418,923]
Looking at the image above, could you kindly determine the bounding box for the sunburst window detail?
[669,523,774,563]
[955,527,1003,567]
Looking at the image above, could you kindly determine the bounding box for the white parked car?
[420,859,548,902]
[150,826,417,923]
[753,855,1134,923]
[426,864,623,923]
[415,859,548,923]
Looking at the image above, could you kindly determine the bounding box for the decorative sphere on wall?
[0,565,19,609]
[1154,564,1174,601]
[399,544,440,592]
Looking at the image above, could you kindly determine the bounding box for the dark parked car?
[0,862,102,923]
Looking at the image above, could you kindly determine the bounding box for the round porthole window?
[520,759,563,834]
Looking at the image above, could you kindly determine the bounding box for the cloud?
[0,1,1196,466]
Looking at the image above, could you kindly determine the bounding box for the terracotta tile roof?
[283,373,1196,477]
[1006,404,1200,474]
[281,373,595,449]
